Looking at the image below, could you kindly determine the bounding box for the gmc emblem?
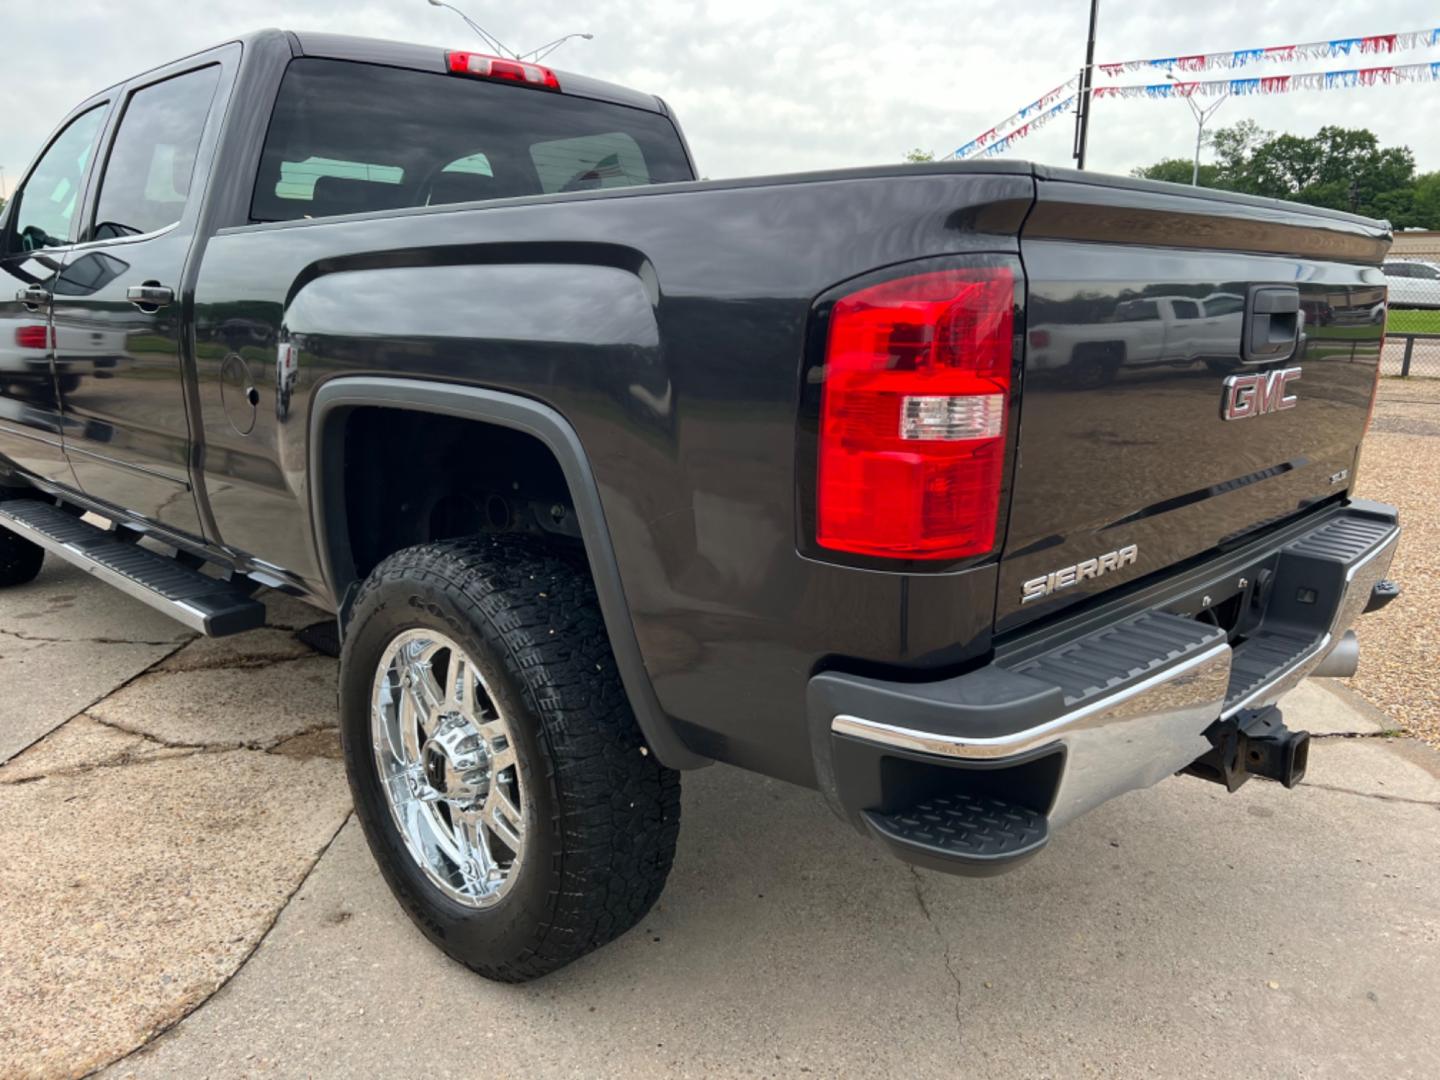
[1222,366,1301,421]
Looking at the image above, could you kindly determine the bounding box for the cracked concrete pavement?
[2,570,1438,1078]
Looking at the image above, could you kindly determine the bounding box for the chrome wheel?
[371,629,525,907]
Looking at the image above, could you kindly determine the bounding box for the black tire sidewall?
[338,572,564,970]
[0,527,44,587]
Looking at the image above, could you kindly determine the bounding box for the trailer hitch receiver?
[1183,706,1310,792]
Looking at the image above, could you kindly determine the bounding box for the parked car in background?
[1381,259,1440,308]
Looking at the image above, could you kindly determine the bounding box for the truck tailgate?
[997,171,1388,632]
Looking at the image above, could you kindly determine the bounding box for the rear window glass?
[276,157,405,200]
[251,59,692,222]
[530,133,649,193]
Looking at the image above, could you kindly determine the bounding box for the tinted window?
[1204,294,1245,317]
[8,106,106,252]
[252,59,693,222]
[1412,263,1440,280]
[530,132,649,193]
[1115,299,1160,321]
[1383,263,1412,278]
[92,65,220,239]
[1170,299,1200,320]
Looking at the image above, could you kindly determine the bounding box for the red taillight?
[446,51,560,91]
[817,266,1015,560]
[14,325,51,350]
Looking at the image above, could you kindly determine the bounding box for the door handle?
[1243,285,1300,362]
[126,283,174,311]
[16,285,50,308]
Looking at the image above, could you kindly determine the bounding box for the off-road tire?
[0,523,44,586]
[339,535,681,982]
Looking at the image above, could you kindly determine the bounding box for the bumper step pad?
[0,499,264,636]
[1010,610,1225,708]
[863,794,1049,874]
[1225,628,1320,710]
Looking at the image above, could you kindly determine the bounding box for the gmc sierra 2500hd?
[0,31,1401,981]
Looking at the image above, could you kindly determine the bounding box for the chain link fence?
[1382,255,1440,378]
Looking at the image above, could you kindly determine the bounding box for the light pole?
[1072,0,1100,170]
[1167,73,1227,186]
[426,0,517,58]
[425,2,594,63]
[521,33,594,63]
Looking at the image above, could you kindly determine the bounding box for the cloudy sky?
[3,0,1439,197]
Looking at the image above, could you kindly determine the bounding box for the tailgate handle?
[1243,285,1300,362]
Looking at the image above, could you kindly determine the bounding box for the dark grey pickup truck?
[0,30,1401,980]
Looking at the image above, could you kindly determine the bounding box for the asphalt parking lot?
[1,560,1438,1079]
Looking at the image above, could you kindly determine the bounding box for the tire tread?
[344,535,680,981]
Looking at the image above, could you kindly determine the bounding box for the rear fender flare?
[308,376,709,770]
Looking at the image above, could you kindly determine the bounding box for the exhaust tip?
[1311,630,1359,679]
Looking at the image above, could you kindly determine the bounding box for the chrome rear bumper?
[809,501,1400,872]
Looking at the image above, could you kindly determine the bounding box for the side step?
[863,794,1050,876]
[0,499,265,636]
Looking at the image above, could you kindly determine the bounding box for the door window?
[6,106,107,253]
[91,65,221,239]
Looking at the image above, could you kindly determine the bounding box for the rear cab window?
[251,59,694,222]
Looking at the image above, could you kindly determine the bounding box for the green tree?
[1131,157,1223,187]
[1413,171,1440,229]
[903,148,935,164]
[1208,119,1271,187]
[1134,123,1426,223]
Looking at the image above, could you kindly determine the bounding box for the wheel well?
[337,406,581,585]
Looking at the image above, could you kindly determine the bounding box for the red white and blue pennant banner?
[1099,28,1440,77]
[951,78,1078,159]
[971,96,1078,159]
[1093,60,1440,100]
[952,26,1440,159]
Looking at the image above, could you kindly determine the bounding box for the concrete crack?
[86,713,340,756]
[82,812,356,1078]
[0,628,189,646]
[1312,730,1407,741]
[157,649,321,674]
[0,745,226,786]
[0,638,193,767]
[909,866,964,1037]
[86,713,209,751]
[1302,781,1440,808]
